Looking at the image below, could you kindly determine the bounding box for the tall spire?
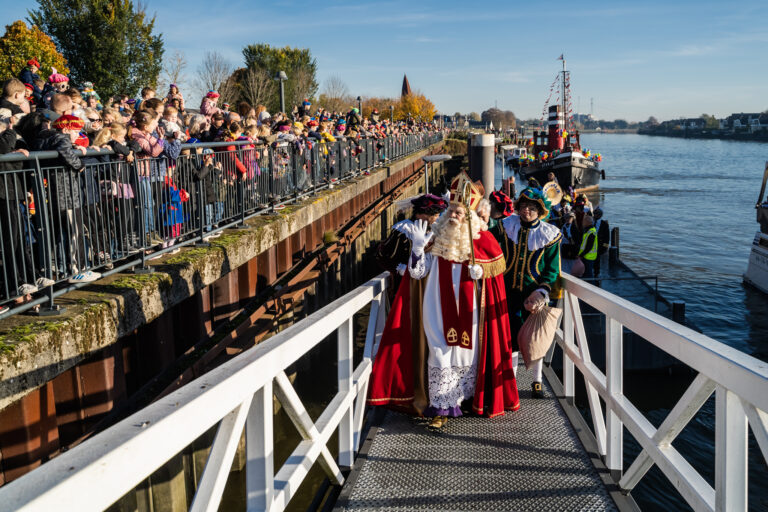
[401,74,412,97]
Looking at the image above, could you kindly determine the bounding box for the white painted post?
[246,381,274,512]
[715,385,748,512]
[563,291,575,402]
[606,317,623,480]
[338,317,354,467]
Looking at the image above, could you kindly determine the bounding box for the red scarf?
[438,257,474,349]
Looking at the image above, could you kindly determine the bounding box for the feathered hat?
[515,187,551,220]
[448,172,483,211]
[205,90,220,99]
[489,190,514,217]
[394,193,448,216]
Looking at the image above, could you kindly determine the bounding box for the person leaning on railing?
[30,114,102,283]
[131,110,167,245]
[0,109,56,307]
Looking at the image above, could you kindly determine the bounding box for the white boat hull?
[744,231,768,294]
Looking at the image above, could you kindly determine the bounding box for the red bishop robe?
[367,272,429,415]
[471,230,521,417]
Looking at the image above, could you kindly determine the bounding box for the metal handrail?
[0,272,390,512]
[0,132,443,316]
[553,272,768,512]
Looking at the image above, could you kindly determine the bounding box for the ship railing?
[0,272,391,512]
[0,132,442,318]
[551,272,768,512]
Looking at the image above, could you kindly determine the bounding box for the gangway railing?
[551,272,768,512]
[0,274,390,512]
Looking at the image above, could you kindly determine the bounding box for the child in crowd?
[200,91,220,119]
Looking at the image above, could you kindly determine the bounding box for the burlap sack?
[518,305,563,368]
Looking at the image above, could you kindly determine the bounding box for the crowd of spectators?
[0,58,440,313]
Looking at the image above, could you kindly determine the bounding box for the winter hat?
[48,68,69,83]
[53,114,85,131]
[205,91,220,99]
[302,99,311,106]
[23,83,34,94]
[307,119,319,127]
[27,58,41,68]
[277,123,291,132]
[202,148,214,155]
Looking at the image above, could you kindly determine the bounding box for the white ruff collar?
[502,215,561,251]
[393,219,416,239]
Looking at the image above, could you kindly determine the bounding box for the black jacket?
[32,129,84,210]
[0,129,29,200]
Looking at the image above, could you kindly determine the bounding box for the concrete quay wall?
[0,141,449,485]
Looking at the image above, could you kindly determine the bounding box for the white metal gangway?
[0,271,766,512]
[553,273,768,512]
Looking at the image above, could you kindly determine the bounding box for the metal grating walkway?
[335,367,621,511]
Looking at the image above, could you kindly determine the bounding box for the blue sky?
[6,0,768,121]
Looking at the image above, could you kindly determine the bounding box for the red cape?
[367,273,428,414]
[472,231,520,416]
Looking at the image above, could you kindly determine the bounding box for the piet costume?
[368,194,448,415]
[490,187,562,349]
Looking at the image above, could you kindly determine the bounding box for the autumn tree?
[240,43,318,113]
[395,92,436,122]
[0,20,68,80]
[29,0,163,98]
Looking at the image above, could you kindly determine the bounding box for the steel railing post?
[606,316,624,481]
[563,290,575,404]
[33,158,64,315]
[338,317,354,467]
[246,381,274,511]
[715,385,748,511]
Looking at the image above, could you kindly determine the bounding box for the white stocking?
[511,351,519,377]
[531,358,543,383]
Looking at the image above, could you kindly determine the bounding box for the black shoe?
[531,382,544,399]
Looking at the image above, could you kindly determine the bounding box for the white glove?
[396,263,407,276]
[410,219,433,256]
[469,264,483,280]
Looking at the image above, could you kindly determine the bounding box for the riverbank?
[637,128,768,143]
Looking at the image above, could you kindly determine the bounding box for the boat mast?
[561,56,568,138]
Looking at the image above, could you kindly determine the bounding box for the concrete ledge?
[0,144,442,410]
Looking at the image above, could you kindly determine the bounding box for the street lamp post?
[389,105,394,124]
[356,96,362,115]
[275,70,288,113]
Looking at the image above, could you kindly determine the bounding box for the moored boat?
[744,162,768,293]
[518,56,604,191]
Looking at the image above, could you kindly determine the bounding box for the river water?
[500,133,768,511]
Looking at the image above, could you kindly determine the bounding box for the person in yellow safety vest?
[579,214,598,278]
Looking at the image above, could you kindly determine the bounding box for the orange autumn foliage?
[0,20,69,80]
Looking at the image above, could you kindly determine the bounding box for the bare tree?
[240,67,275,108]
[158,49,187,94]
[285,67,315,113]
[196,51,238,105]
[318,74,351,113]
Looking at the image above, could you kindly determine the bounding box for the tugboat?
[744,162,768,293]
[518,57,604,192]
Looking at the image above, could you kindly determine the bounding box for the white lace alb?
[427,365,476,411]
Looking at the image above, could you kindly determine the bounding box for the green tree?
[29,0,164,98]
[241,43,318,113]
[0,20,68,80]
